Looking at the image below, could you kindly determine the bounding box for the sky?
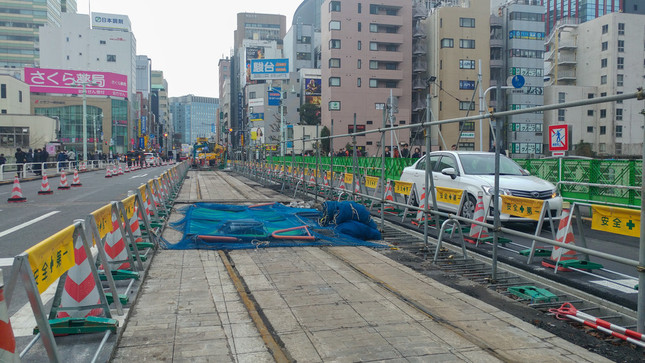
[78,0,304,99]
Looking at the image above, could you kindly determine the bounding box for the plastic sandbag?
[335,220,382,241]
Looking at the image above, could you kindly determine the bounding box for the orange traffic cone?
[466,192,489,244]
[105,167,112,178]
[71,169,82,187]
[7,175,26,202]
[58,171,70,190]
[38,172,54,195]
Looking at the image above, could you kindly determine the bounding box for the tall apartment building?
[424,0,491,151]
[283,0,323,72]
[0,0,76,69]
[321,0,412,156]
[491,0,545,157]
[544,12,645,156]
[169,95,219,144]
[151,70,171,151]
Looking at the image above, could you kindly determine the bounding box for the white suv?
[399,151,562,221]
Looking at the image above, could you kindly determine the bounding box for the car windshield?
[459,154,526,175]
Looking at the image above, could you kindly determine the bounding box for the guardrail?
[1,160,189,362]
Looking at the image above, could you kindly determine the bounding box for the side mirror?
[441,167,457,180]
[522,169,531,176]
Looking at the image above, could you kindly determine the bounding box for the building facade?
[0,0,76,69]
[169,95,219,144]
[424,0,491,151]
[218,57,231,145]
[544,12,645,156]
[321,0,412,156]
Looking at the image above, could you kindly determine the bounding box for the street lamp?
[481,85,513,151]
[72,80,98,161]
[92,113,104,153]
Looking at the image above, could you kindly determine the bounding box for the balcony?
[490,37,503,48]
[558,40,577,50]
[413,26,426,38]
[556,70,577,81]
[412,77,427,90]
[412,41,426,55]
[413,3,427,19]
[412,60,427,72]
[490,59,503,68]
[557,54,577,65]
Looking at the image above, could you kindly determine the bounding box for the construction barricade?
[4,222,120,362]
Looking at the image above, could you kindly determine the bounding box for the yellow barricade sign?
[365,176,379,189]
[344,173,353,184]
[591,205,640,238]
[25,225,76,294]
[92,204,113,240]
[326,171,332,179]
[500,195,544,221]
[436,187,464,205]
[122,194,136,219]
[394,181,413,196]
[138,185,147,202]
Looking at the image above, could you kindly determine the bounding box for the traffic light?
[164,132,168,137]
[229,128,233,133]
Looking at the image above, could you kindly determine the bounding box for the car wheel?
[460,194,477,220]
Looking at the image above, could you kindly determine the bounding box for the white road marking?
[590,279,638,294]
[0,211,60,239]
[0,257,13,267]
[130,174,148,179]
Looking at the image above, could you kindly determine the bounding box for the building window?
[616,125,623,138]
[18,90,22,102]
[357,59,361,69]
[587,126,594,133]
[107,54,116,62]
[358,22,361,32]
[459,101,475,110]
[617,57,624,69]
[370,42,378,50]
[329,77,341,87]
[618,23,625,35]
[357,78,361,87]
[616,108,623,121]
[599,143,606,152]
[587,110,594,116]
[601,41,608,51]
[0,84,5,98]
[600,109,607,118]
[601,92,607,97]
[329,1,340,12]
[616,143,622,154]
[440,38,454,48]
[329,20,341,30]
[588,93,594,99]
[617,74,624,86]
[297,52,311,60]
[618,40,624,52]
[330,39,341,49]
[600,126,606,135]
[249,91,256,98]
[558,92,565,103]
[558,109,565,121]
[459,18,475,28]
[617,91,623,104]
[602,24,608,34]
[369,79,378,88]
[370,24,378,33]
[358,3,361,13]
[601,58,607,68]
[459,39,475,49]
[459,59,475,69]
[600,75,607,84]
[370,60,378,69]
[357,40,361,50]
[100,40,106,45]
[1,110,5,114]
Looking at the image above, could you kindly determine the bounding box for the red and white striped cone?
[38,172,54,195]
[57,233,103,319]
[80,162,87,172]
[323,172,329,186]
[338,174,346,190]
[0,270,19,362]
[105,166,112,178]
[308,173,316,186]
[129,205,144,244]
[118,165,124,175]
[7,175,26,203]
[58,172,70,190]
[381,181,395,213]
[124,164,130,173]
[71,169,82,187]
[467,192,489,241]
[543,204,577,269]
[113,165,119,176]
[416,188,426,221]
[103,209,131,271]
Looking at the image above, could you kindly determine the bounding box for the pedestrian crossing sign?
[548,124,568,151]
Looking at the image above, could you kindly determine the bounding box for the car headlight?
[552,188,560,198]
[481,186,511,195]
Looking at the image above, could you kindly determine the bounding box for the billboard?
[268,88,281,106]
[24,67,128,98]
[304,78,321,105]
[250,59,289,80]
[92,12,131,31]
